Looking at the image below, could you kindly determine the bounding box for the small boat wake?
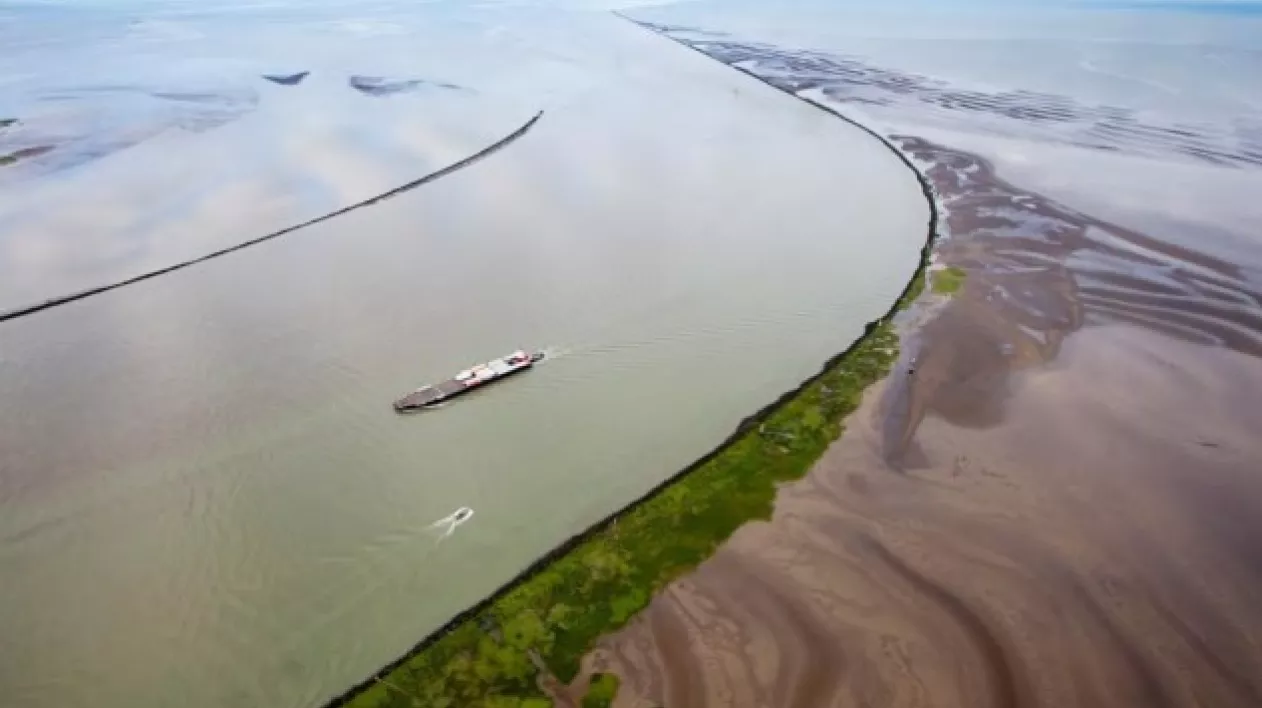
[316,505,475,567]
[536,345,572,364]
[426,506,474,544]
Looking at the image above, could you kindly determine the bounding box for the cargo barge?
[393,350,544,412]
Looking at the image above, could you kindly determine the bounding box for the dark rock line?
[0,111,543,325]
[260,72,465,94]
[612,11,941,236]
[262,71,309,86]
[318,16,941,708]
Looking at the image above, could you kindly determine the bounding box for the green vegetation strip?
[340,320,905,708]
[932,265,967,295]
[329,17,940,708]
[580,674,621,708]
[332,252,930,708]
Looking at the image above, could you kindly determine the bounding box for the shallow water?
[0,3,927,707]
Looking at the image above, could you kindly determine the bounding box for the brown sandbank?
[571,135,1262,708]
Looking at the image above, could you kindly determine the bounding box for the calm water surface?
[0,2,926,706]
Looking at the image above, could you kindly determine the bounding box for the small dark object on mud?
[0,145,53,166]
[262,71,309,86]
[349,75,462,96]
[349,75,422,96]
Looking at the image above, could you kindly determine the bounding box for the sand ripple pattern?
[646,29,1262,170]
[637,27,1262,439]
[579,24,1262,708]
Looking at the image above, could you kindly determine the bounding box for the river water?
[0,2,928,706]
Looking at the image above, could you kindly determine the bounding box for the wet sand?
[573,71,1262,707]
[588,318,1262,708]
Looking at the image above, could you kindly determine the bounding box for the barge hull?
[393,351,541,412]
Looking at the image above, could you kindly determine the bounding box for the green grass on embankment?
[337,312,905,708]
[932,265,967,295]
[580,674,620,708]
[324,21,938,705]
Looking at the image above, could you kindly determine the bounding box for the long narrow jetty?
[0,111,544,324]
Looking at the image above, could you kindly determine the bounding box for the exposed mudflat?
[579,13,1262,707]
[589,321,1262,708]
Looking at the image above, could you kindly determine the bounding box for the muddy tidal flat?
[5,1,1262,706]
[580,7,1262,708]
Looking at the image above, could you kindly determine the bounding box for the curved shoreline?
[612,13,939,199]
[324,20,940,708]
[0,111,543,325]
[583,39,1262,707]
